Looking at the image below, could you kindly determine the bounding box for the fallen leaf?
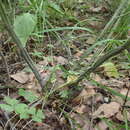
[70,112,90,129]
[74,50,83,58]
[120,88,130,97]
[91,73,102,82]
[96,120,108,130]
[71,112,92,130]
[82,81,97,89]
[88,20,103,30]
[40,70,50,80]
[38,59,49,66]
[54,56,68,65]
[93,102,120,118]
[118,88,130,106]
[59,117,67,125]
[82,124,94,130]
[10,71,29,84]
[73,88,96,104]
[74,105,88,114]
[100,78,124,88]
[24,81,41,97]
[116,111,130,121]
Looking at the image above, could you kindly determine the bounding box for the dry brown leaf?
[82,124,94,130]
[28,72,35,82]
[119,88,130,106]
[96,120,108,130]
[70,113,85,127]
[73,88,96,104]
[93,102,120,118]
[88,20,103,30]
[109,79,124,87]
[120,88,130,97]
[74,50,83,58]
[19,71,49,95]
[74,105,88,114]
[24,80,41,97]
[59,117,67,125]
[91,74,102,82]
[54,56,68,65]
[99,78,124,88]
[94,94,104,103]
[40,70,50,80]
[10,71,29,84]
[116,111,130,121]
[125,80,130,88]
[38,59,49,66]
[82,81,97,89]
[70,112,90,129]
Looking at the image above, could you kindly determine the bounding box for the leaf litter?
[0,1,130,130]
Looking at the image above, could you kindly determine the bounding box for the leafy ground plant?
[0,90,45,123]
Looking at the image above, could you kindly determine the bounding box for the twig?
[4,114,17,130]
[3,111,16,130]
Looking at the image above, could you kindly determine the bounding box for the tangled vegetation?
[0,0,130,129]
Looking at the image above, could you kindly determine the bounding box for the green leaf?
[0,104,14,112]
[14,13,37,47]
[31,51,43,58]
[14,103,28,114]
[59,90,69,98]
[101,62,119,78]
[18,89,38,103]
[19,113,29,119]
[27,107,36,115]
[49,2,64,15]
[4,96,19,106]
[36,110,45,119]
[32,116,42,122]
[82,39,124,58]
[41,26,93,33]
[14,103,29,119]
[32,109,45,122]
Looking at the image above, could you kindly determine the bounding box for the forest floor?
[0,1,130,130]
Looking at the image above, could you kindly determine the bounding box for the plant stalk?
[0,1,45,90]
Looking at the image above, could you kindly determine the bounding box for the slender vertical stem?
[0,1,45,90]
